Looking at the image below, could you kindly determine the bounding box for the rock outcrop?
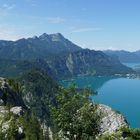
[0,77,26,107]
[0,105,24,135]
[98,104,129,135]
[10,106,24,116]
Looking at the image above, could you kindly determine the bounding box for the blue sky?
[0,0,140,51]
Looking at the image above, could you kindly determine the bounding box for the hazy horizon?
[0,0,140,51]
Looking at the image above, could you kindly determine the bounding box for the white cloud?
[71,27,102,33]
[47,17,66,24]
[0,24,32,41]
[22,15,66,24]
[2,4,16,10]
[0,4,16,17]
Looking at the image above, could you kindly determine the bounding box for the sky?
[0,0,140,51]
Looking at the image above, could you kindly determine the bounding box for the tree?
[0,112,44,140]
[18,113,44,140]
[51,85,101,140]
[8,79,22,94]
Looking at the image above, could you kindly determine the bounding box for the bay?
[61,76,140,128]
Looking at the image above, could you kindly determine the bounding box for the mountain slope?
[45,49,134,79]
[0,77,45,140]
[0,49,134,80]
[0,77,26,107]
[104,50,140,63]
[0,33,135,79]
[18,69,58,125]
[0,33,81,60]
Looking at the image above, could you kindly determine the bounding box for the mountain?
[0,77,46,139]
[104,50,140,63]
[0,70,59,138]
[44,49,134,79]
[18,69,58,125]
[0,69,58,124]
[0,33,135,79]
[0,50,134,79]
[0,33,81,60]
[0,33,138,139]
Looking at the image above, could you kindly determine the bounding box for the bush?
[51,85,101,140]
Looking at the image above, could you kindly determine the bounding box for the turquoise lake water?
[61,62,140,128]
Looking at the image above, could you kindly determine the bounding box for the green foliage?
[0,112,44,140]
[97,127,140,140]
[3,107,12,122]
[0,59,34,78]
[51,85,101,140]
[0,79,25,107]
[6,117,19,140]
[18,113,44,140]
[0,48,134,80]
[121,127,140,140]
[8,79,22,94]
[19,69,58,125]
[97,133,122,140]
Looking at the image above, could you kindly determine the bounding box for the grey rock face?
[0,106,8,114]
[10,106,24,116]
[98,104,128,135]
[0,106,24,134]
[0,78,26,107]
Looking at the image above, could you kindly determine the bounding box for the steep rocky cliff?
[18,69,58,125]
[45,49,134,79]
[0,77,25,107]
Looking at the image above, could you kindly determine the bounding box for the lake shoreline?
[61,75,140,128]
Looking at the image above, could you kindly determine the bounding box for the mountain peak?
[50,32,63,36]
[39,33,50,40]
[49,33,65,41]
[41,33,48,36]
[38,33,65,42]
[32,36,38,39]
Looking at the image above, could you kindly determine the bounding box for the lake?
[61,63,140,128]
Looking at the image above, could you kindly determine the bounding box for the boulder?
[10,106,24,116]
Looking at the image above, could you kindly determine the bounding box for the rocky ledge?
[0,106,24,135]
[98,104,129,135]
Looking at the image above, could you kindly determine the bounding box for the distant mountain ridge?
[0,33,81,60]
[0,50,133,79]
[0,33,135,79]
[104,50,140,63]
[44,49,133,79]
